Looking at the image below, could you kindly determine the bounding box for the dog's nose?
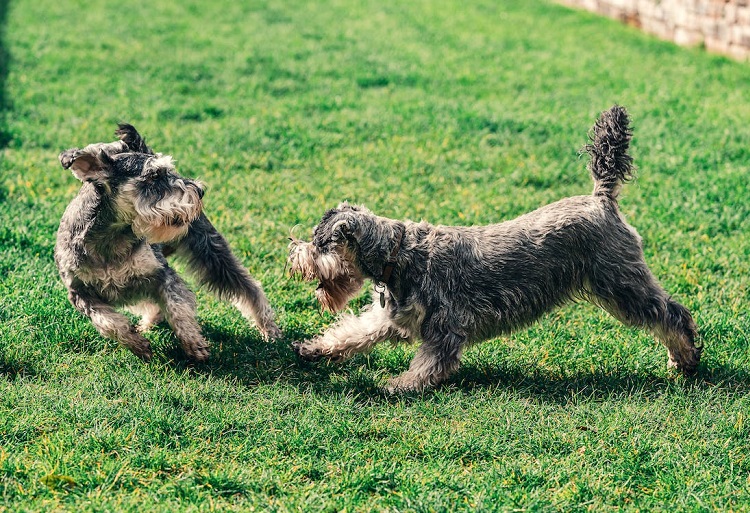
[193,183,205,199]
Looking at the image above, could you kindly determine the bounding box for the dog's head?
[288,202,371,312]
[59,125,204,244]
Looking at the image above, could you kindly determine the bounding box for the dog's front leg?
[294,303,409,362]
[68,289,153,361]
[386,330,464,393]
[155,269,210,362]
[171,214,282,341]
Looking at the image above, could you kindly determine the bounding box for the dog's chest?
[77,243,162,297]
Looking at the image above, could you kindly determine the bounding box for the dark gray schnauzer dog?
[55,125,281,362]
[289,106,701,392]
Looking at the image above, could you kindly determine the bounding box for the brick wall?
[556,0,750,61]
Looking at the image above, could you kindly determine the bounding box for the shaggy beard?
[117,182,203,244]
[288,238,364,313]
[133,219,191,244]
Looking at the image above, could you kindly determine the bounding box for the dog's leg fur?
[127,301,164,333]
[68,289,153,361]
[155,268,210,362]
[589,257,701,374]
[294,299,409,362]
[167,214,281,341]
[386,329,464,392]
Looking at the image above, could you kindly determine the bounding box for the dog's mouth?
[130,211,194,243]
[314,273,364,313]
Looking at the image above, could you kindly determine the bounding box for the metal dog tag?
[374,282,386,308]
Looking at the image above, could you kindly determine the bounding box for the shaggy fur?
[55,124,280,362]
[289,106,702,392]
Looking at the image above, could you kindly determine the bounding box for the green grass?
[1,0,750,510]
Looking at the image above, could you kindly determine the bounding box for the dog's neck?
[379,225,403,286]
[352,216,405,287]
[77,184,147,262]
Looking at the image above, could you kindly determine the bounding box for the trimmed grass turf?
[1,0,750,510]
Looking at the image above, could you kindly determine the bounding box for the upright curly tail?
[583,105,634,200]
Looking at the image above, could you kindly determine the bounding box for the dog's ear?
[115,123,154,154]
[60,148,114,183]
[314,208,363,247]
[330,213,359,242]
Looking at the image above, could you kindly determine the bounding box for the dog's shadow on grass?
[173,323,750,405]
[449,360,750,404]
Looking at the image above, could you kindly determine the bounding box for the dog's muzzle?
[287,238,364,312]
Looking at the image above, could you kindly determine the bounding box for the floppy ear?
[59,148,114,183]
[330,214,359,242]
[115,123,154,154]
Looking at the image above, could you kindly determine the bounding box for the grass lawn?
[1,0,750,510]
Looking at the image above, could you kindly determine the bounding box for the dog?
[55,124,281,362]
[288,105,702,392]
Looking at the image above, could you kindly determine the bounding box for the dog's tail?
[583,105,634,200]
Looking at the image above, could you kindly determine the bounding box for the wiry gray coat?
[289,106,701,392]
[55,125,280,362]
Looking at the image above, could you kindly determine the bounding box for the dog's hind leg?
[589,262,701,375]
[156,269,210,362]
[294,303,409,362]
[169,214,281,341]
[68,289,153,361]
[653,299,701,374]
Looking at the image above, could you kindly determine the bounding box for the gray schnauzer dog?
[55,125,281,362]
[289,105,701,392]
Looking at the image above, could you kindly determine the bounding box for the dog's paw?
[185,343,210,363]
[292,341,327,362]
[385,375,425,394]
[668,344,702,376]
[136,320,155,334]
[262,323,283,342]
[130,343,153,363]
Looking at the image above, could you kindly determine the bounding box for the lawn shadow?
[180,322,750,405]
[449,359,750,403]
[0,354,38,380]
[95,310,750,405]
[0,0,11,149]
[180,320,394,399]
